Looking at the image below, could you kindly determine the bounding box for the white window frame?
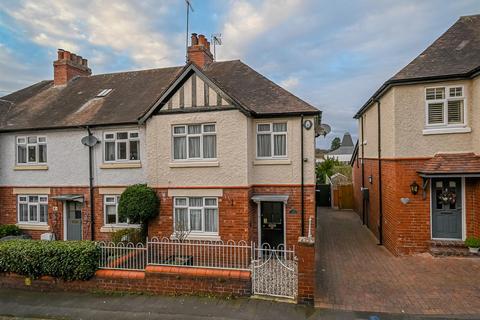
[173,197,219,235]
[424,86,467,128]
[103,195,138,226]
[172,123,217,161]
[103,131,140,163]
[16,136,47,165]
[17,195,48,225]
[255,122,288,159]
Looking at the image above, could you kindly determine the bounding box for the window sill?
[253,159,291,166]
[100,162,142,169]
[170,233,221,241]
[422,127,471,135]
[14,165,48,171]
[16,223,50,231]
[169,161,219,168]
[100,225,141,233]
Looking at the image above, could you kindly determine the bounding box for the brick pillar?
[297,236,315,304]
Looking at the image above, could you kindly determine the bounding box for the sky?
[0,0,479,149]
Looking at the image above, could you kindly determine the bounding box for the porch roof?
[251,194,289,204]
[417,152,480,177]
[51,194,84,202]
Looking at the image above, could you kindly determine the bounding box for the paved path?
[0,288,473,320]
[315,208,480,316]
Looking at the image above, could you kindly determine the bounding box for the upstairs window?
[16,136,47,165]
[256,123,287,158]
[104,131,140,162]
[172,124,216,160]
[18,195,48,224]
[426,86,465,127]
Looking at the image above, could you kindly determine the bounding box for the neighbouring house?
[315,148,328,163]
[351,15,480,255]
[326,132,355,163]
[0,33,321,249]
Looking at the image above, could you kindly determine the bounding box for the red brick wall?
[1,185,315,248]
[251,185,316,248]
[465,178,480,238]
[149,186,315,248]
[297,239,314,304]
[0,186,91,240]
[352,157,480,255]
[0,269,251,298]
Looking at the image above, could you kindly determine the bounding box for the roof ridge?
[234,60,319,113]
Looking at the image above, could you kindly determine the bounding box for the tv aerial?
[211,33,222,60]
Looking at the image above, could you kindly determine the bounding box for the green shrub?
[118,184,159,238]
[111,228,144,244]
[0,225,22,238]
[465,237,480,248]
[0,240,100,280]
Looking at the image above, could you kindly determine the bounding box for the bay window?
[426,86,466,127]
[18,195,48,224]
[16,136,47,164]
[173,197,218,234]
[256,123,287,158]
[104,131,140,162]
[172,124,216,160]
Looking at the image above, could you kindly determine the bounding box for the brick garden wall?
[0,268,251,298]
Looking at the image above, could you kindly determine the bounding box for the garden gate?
[251,245,298,299]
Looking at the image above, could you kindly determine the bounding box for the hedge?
[0,225,21,238]
[0,240,100,280]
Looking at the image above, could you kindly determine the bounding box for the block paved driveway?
[315,207,480,316]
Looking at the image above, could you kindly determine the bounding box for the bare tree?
[173,216,191,242]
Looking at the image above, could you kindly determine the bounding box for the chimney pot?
[187,32,213,69]
[53,49,91,86]
[198,34,206,47]
[57,49,65,60]
[191,33,198,46]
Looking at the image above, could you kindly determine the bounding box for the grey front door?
[432,178,462,239]
[66,201,82,240]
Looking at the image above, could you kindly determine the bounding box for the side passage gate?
[251,245,298,299]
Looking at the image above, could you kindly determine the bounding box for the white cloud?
[217,0,307,60]
[279,76,299,90]
[2,0,181,69]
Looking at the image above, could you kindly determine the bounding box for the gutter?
[374,99,383,245]
[300,114,305,237]
[86,126,95,241]
[361,115,366,225]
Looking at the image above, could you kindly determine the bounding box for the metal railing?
[97,241,147,271]
[147,237,252,271]
[97,238,253,271]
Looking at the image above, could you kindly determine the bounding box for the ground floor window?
[173,197,218,234]
[104,195,132,225]
[18,195,48,224]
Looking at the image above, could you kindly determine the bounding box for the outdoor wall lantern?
[410,181,419,195]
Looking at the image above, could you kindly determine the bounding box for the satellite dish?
[315,123,331,137]
[81,135,99,147]
[321,124,331,136]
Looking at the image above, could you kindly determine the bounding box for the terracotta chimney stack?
[187,33,213,69]
[53,49,92,86]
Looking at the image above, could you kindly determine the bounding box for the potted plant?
[465,237,480,254]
